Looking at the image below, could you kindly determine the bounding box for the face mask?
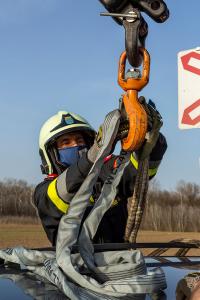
[58,145,87,167]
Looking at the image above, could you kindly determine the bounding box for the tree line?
[0,179,200,231]
[0,179,36,222]
[141,180,200,232]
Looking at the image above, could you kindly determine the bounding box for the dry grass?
[0,216,40,224]
[0,223,51,248]
[0,222,200,256]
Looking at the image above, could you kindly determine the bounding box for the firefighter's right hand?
[176,272,200,300]
[87,109,121,163]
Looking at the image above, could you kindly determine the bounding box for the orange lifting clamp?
[118,47,150,152]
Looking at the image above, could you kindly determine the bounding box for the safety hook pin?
[100,11,139,22]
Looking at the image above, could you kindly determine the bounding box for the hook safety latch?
[118,48,150,152]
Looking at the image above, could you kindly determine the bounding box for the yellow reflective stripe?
[89,196,95,204]
[111,199,119,207]
[130,154,138,170]
[130,154,158,177]
[148,167,158,177]
[47,179,69,214]
[89,195,119,207]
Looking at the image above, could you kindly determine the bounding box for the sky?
[0,0,199,190]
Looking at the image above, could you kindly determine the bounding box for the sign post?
[178,47,200,129]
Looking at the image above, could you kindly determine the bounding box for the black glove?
[117,96,163,140]
[138,96,163,132]
[137,96,163,159]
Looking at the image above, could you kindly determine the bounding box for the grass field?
[0,223,200,255]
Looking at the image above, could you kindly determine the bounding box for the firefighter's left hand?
[138,96,163,133]
[137,96,163,160]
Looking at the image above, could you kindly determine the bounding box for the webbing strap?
[55,111,166,296]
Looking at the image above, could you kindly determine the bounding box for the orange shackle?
[118,48,150,91]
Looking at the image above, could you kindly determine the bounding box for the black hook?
[122,6,148,67]
[99,0,169,67]
[100,3,148,67]
[99,0,169,24]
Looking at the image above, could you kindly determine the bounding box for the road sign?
[178,47,200,129]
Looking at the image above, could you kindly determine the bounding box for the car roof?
[1,256,200,299]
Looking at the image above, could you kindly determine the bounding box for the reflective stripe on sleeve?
[47,179,69,214]
[89,196,95,204]
[130,154,158,177]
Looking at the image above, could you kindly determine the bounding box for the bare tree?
[141,180,200,232]
[0,178,200,230]
[0,179,37,219]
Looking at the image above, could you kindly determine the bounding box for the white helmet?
[39,111,95,175]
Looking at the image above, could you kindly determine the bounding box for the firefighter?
[34,107,167,246]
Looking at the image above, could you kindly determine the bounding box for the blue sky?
[0,0,199,190]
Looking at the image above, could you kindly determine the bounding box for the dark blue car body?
[1,256,200,299]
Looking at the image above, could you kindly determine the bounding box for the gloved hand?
[117,96,162,138]
[87,109,121,163]
[138,96,163,132]
[176,272,200,300]
[137,96,163,160]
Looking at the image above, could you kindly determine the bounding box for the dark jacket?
[34,133,167,246]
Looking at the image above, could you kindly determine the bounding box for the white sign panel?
[178,47,200,129]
